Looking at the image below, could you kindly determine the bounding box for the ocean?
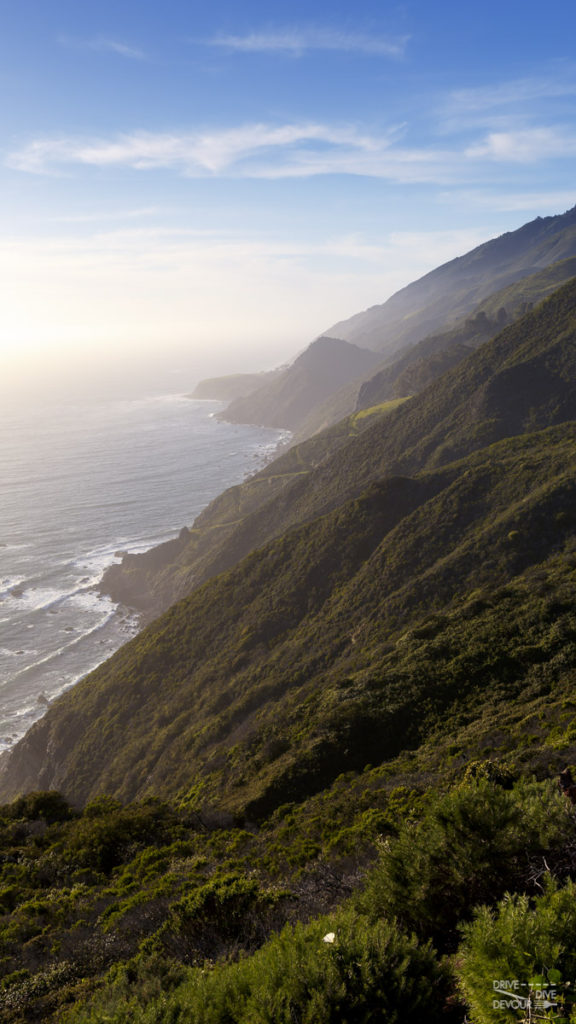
[0,378,284,754]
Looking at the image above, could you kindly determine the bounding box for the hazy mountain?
[327,206,576,355]
[93,257,576,620]
[219,336,380,430]
[189,368,282,402]
[357,256,576,409]
[210,211,576,439]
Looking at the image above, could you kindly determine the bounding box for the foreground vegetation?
[3,770,576,1022]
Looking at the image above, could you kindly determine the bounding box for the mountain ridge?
[327,205,576,354]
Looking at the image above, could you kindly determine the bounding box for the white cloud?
[447,75,576,114]
[466,127,576,162]
[91,38,146,59]
[10,117,572,185]
[6,123,471,184]
[206,28,409,57]
[6,123,410,177]
[58,34,146,59]
[48,207,170,224]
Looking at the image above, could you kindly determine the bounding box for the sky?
[1,0,576,385]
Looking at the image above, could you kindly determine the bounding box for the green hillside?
[3,278,576,812]
[4,278,576,1023]
[100,273,576,621]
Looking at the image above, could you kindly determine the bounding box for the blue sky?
[2,0,576,380]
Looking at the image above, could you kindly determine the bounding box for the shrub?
[7,791,73,824]
[356,780,570,948]
[70,909,446,1023]
[150,873,290,964]
[457,878,576,1024]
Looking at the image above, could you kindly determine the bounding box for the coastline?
[0,391,286,755]
[0,404,290,756]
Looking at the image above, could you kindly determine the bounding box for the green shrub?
[69,909,446,1023]
[150,873,290,964]
[457,878,576,1024]
[62,800,181,874]
[462,760,516,788]
[6,791,73,824]
[357,780,569,947]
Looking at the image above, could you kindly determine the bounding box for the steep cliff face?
[98,273,576,623]
[2,279,576,810]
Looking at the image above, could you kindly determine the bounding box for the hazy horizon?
[1,0,575,380]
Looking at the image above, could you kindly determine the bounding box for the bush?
[6,791,73,824]
[457,878,576,1024]
[357,779,571,948]
[70,909,446,1023]
[150,873,291,964]
[62,800,180,874]
[180,910,445,1024]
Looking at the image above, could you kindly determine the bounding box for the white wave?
[14,703,37,718]
[78,529,182,576]
[14,587,70,612]
[8,607,118,684]
[0,577,27,601]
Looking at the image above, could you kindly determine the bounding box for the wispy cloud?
[447,75,576,114]
[466,126,576,162]
[48,207,169,224]
[437,72,576,138]
[8,114,574,184]
[6,123,414,178]
[206,27,409,58]
[58,35,146,60]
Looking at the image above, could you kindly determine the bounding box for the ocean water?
[0,384,284,752]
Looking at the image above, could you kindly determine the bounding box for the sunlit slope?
[2,421,576,810]
[104,278,576,617]
[357,256,576,409]
[2,280,576,807]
